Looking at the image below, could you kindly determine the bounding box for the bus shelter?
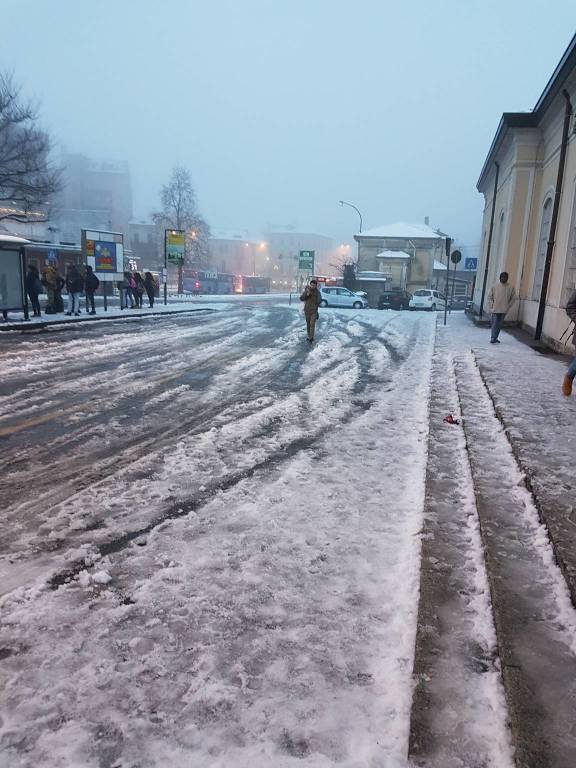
[0,235,30,321]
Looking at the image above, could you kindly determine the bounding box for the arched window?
[532,197,553,301]
[561,181,576,306]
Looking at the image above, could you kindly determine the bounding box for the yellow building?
[474,33,576,349]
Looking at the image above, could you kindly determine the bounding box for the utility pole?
[443,238,452,326]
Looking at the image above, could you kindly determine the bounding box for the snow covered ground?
[1,306,436,767]
[2,307,575,767]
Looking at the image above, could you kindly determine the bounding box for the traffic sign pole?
[164,229,168,305]
[449,249,462,316]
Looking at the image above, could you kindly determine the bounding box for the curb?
[0,306,217,332]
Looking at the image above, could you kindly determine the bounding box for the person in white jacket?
[487,272,516,343]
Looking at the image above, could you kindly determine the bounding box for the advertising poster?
[166,230,185,263]
[94,242,117,272]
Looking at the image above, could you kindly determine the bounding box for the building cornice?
[477,32,576,192]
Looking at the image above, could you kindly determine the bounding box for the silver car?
[319,287,368,309]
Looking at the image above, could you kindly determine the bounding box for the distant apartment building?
[265,230,335,278]
[55,153,133,244]
[208,230,265,275]
[129,221,159,269]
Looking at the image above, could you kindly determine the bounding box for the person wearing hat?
[299,278,321,343]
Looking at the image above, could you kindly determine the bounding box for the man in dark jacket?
[25,264,43,317]
[563,290,576,395]
[299,279,321,343]
[84,265,100,315]
[65,264,84,316]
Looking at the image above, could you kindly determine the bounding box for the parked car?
[319,286,368,309]
[409,289,447,311]
[377,290,412,310]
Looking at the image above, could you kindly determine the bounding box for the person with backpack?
[84,265,100,315]
[120,272,134,309]
[25,264,43,317]
[133,272,145,308]
[299,278,321,343]
[144,272,156,308]
[562,290,576,396]
[65,264,84,316]
[487,271,516,343]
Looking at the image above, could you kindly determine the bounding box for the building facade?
[354,222,447,304]
[474,33,576,350]
[55,153,133,245]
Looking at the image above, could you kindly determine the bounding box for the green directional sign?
[299,250,315,271]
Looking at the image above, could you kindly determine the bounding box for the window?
[337,288,352,295]
[414,289,431,296]
[562,181,576,306]
[532,197,553,301]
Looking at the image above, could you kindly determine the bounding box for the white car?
[319,286,368,309]
[409,289,447,311]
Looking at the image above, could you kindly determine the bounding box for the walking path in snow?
[410,314,576,768]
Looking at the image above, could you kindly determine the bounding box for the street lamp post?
[339,200,363,269]
[339,200,363,233]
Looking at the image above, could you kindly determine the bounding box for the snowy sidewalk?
[410,313,576,768]
[445,315,576,604]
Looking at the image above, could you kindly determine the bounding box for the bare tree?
[0,72,61,222]
[329,257,357,290]
[152,166,210,289]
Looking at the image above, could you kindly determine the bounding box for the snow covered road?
[1,305,436,767]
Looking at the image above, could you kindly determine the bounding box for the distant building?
[208,230,265,275]
[473,32,576,349]
[354,222,447,305]
[266,230,335,280]
[55,153,133,244]
[129,221,158,269]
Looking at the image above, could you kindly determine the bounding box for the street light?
[339,200,363,270]
[339,200,363,233]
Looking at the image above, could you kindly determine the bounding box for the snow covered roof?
[433,259,447,270]
[357,271,387,282]
[0,234,30,245]
[357,222,444,239]
[376,250,411,260]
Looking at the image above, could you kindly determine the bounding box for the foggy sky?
[2,0,575,248]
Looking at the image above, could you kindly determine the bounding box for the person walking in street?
[84,265,100,315]
[25,264,43,317]
[562,290,576,396]
[300,278,321,343]
[65,264,84,316]
[487,271,516,343]
[144,272,156,308]
[133,272,145,308]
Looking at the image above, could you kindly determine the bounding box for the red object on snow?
[443,414,460,425]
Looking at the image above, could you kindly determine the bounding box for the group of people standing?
[22,263,158,317]
[118,271,157,310]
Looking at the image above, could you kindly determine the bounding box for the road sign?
[166,230,185,263]
[47,248,57,263]
[161,267,167,284]
[465,257,478,271]
[299,250,315,271]
[451,250,462,264]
